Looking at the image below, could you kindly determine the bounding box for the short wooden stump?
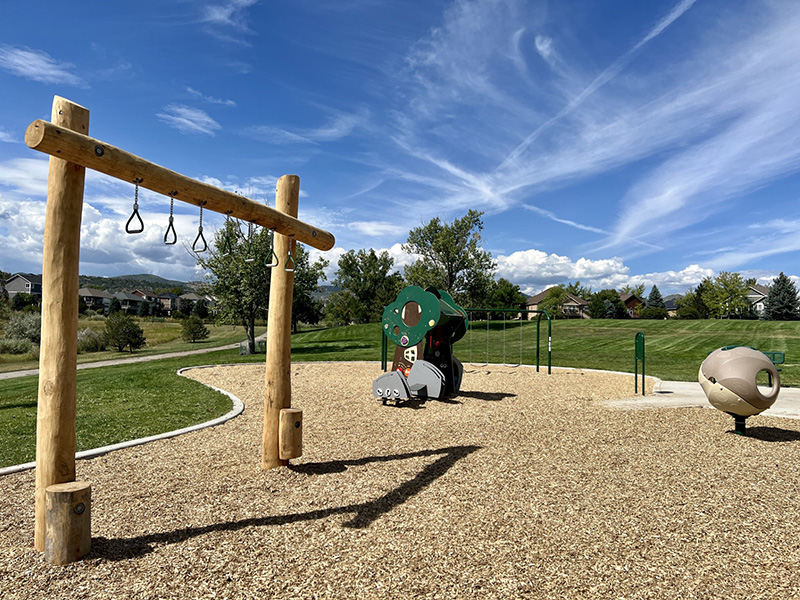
[279,408,303,460]
[45,481,91,565]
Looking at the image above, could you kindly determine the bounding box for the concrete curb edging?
[0,365,245,477]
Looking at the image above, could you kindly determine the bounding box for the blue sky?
[1,0,799,295]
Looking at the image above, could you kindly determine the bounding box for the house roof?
[526,288,587,306]
[6,272,43,285]
[748,284,770,298]
[180,292,204,301]
[619,293,644,305]
[114,291,143,302]
[78,287,113,298]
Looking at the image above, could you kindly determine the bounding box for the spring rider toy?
[699,346,781,435]
[373,285,468,405]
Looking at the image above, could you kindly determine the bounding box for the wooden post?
[44,481,91,565]
[34,97,89,551]
[279,408,303,460]
[262,175,299,469]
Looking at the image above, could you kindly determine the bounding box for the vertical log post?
[34,97,89,551]
[262,175,300,468]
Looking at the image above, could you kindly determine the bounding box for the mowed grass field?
[2,319,799,468]
[0,320,266,373]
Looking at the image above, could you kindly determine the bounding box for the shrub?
[0,338,33,355]
[105,312,146,353]
[4,312,42,343]
[639,307,669,320]
[77,327,108,353]
[181,316,210,343]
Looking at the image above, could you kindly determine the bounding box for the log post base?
[45,481,91,565]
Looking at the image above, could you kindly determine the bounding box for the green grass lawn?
[2,318,799,468]
[0,320,266,373]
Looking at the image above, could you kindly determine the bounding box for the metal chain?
[164,191,177,245]
[126,178,145,234]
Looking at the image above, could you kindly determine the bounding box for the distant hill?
[78,273,204,293]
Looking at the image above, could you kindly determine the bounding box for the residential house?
[78,287,113,312]
[619,293,644,318]
[132,289,159,304]
[157,292,180,316]
[114,292,144,314]
[5,273,43,301]
[747,283,770,317]
[525,288,589,319]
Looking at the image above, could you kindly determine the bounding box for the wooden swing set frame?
[24,96,335,563]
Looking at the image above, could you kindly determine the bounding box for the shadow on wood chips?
[89,445,480,562]
[727,426,800,442]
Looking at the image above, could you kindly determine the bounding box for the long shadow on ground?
[91,445,480,561]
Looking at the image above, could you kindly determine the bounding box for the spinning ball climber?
[699,346,780,434]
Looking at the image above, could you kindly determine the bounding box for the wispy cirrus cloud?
[0,45,85,86]
[156,105,222,135]
[186,87,236,107]
[198,0,259,44]
[248,109,368,144]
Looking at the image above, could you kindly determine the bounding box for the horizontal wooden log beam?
[25,119,335,251]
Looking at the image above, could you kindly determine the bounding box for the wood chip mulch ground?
[2,362,800,599]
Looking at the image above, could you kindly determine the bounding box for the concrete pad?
[606,379,800,421]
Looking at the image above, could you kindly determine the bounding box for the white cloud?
[348,221,409,237]
[200,0,258,30]
[495,247,714,295]
[0,129,18,143]
[186,87,236,107]
[247,109,368,145]
[0,45,85,86]
[0,158,49,196]
[156,105,222,135]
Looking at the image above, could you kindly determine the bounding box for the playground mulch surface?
[2,362,800,599]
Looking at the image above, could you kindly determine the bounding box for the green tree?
[538,286,569,319]
[403,210,496,305]
[137,300,151,318]
[292,245,327,332]
[588,289,626,319]
[107,297,122,315]
[191,299,209,319]
[646,285,665,308]
[196,220,272,354]
[196,221,327,352]
[324,290,361,326]
[105,312,146,353]
[489,278,527,312]
[565,281,592,299]
[764,273,799,320]
[181,315,210,342]
[333,249,403,323]
[620,283,645,298]
[11,292,37,311]
[678,280,711,319]
[702,272,749,319]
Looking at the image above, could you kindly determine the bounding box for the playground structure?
[25,96,334,563]
[373,286,468,404]
[374,288,554,404]
[699,346,781,435]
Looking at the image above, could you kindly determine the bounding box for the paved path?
[607,379,800,420]
[0,333,267,381]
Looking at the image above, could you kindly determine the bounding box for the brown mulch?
[2,362,800,599]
